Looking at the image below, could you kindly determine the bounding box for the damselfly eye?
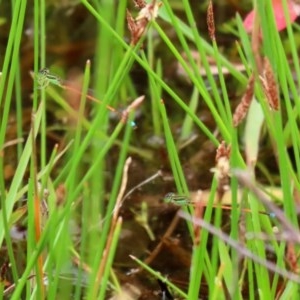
[39,68,50,76]
[163,193,176,203]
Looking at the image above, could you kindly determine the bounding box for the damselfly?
[163,192,276,218]
[36,68,137,127]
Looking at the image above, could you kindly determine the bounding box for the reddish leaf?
[244,0,300,32]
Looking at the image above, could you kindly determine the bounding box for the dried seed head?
[211,141,231,196]
[233,74,255,127]
[121,95,145,126]
[127,1,162,45]
[127,9,136,36]
[215,141,231,162]
[127,95,145,111]
[136,1,161,21]
[207,0,215,41]
[134,0,146,9]
[260,57,279,110]
[215,157,230,181]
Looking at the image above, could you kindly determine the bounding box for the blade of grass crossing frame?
[39,0,47,169]
[0,0,27,209]
[0,0,25,275]
[158,100,188,195]
[14,64,23,159]
[0,0,22,107]
[0,103,43,246]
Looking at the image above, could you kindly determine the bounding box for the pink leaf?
[244,0,300,32]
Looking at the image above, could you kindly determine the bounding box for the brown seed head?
[207,0,216,41]
[134,0,146,9]
[260,57,279,110]
[211,141,231,197]
[233,74,255,127]
[127,1,162,45]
